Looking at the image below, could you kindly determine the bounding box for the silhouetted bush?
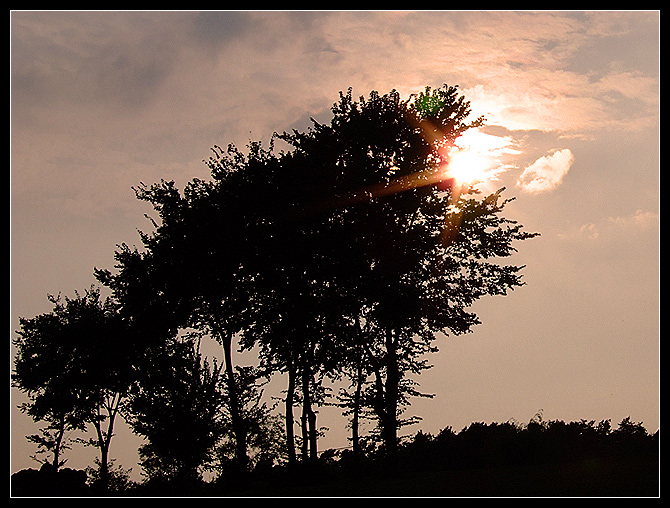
[11,463,89,496]
[397,417,658,475]
[12,415,658,497]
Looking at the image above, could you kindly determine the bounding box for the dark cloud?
[191,11,255,48]
[564,11,659,79]
[11,11,184,113]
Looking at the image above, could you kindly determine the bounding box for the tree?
[13,287,132,491]
[273,85,538,473]
[124,333,226,486]
[240,256,348,467]
[99,169,258,476]
[117,138,348,472]
[97,84,537,480]
[13,307,86,471]
[334,339,375,466]
[212,365,287,479]
[23,419,78,471]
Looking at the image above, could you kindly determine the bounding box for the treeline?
[13,85,541,493]
[397,415,658,473]
[273,415,659,497]
[11,415,658,496]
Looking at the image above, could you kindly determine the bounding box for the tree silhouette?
[271,85,538,473]
[239,230,350,467]
[13,308,86,472]
[103,85,535,477]
[125,333,225,486]
[212,365,287,479]
[69,84,538,485]
[99,156,269,477]
[13,287,132,492]
[13,82,661,495]
[23,424,77,471]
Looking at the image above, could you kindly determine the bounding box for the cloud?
[190,11,255,48]
[559,209,659,242]
[9,11,657,217]
[11,11,190,116]
[578,223,600,240]
[609,209,659,230]
[455,12,659,135]
[517,149,574,193]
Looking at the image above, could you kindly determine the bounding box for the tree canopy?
[15,84,541,487]
[12,287,132,491]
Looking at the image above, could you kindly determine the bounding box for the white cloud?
[517,149,575,193]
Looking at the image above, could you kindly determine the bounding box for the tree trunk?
[221,334,248,476]
[301,364,318,464]
[285,360,297,467]
[308,405,318,463]
[92,417,111,492]
[351,354,364,462]
[100,441,109,490]
[52,417,66,471]
[383,327,399,476]
[300,411,308,463]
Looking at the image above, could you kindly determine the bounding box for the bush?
[11,463,88,496]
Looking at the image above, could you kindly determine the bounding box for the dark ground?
[228,455,658,497]
[11,454,658,497]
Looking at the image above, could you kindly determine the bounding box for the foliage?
[15,84,545,489]
[12,286,132,490]
[85,459,136,494]
[264,86,536,468]
[396,416,658,473]
[24,425,75,469]
[125,333,226,484]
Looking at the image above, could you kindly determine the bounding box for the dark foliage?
[12,85,657,497]
[228,416,659,497]
[27,415,648,497]
[11,463,89,497]
[397,417,658,472]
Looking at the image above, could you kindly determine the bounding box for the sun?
[439,128,514,189]
[445,147,490,186]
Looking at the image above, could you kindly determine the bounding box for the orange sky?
[11,11,659,478]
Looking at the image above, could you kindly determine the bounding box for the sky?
[10,11,659,478]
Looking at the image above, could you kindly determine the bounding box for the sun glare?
[445,147,490,186]
[440,129,516,189]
